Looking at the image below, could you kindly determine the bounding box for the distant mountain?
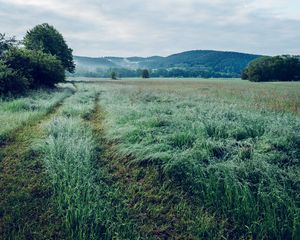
[73,50,262,78]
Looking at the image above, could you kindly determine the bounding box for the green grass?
[68,77,300,113]
[1,78,299,239]
[39,117,103,239]
[0,125,65,240]
[0,86,75,239]
[36,87,137,239]
[0,87,73,144]
[58,84,97,119]
[96,79,300,239]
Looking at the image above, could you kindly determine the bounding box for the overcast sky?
[0,0,299,57]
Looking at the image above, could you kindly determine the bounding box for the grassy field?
[0,87,74,144]
[1,78,299,239]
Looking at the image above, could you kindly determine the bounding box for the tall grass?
[58,84,97,119]
[0,85,75,239]
[5,79,297,239]
[0,87,73,143]
[40,117,102,239]
[37,87,137,239]
[99,83,300,239]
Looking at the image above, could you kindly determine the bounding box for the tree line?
[242,55,300,82]
[109,69,150,79]
[71,67,235,79]
[0,23,74,95]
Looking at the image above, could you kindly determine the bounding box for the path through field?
[0,89,74,239]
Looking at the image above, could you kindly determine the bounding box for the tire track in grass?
[90,94,224,240]
[89,94,188,239]
[0,88,74,149]
[85,92,139,239]
[0,89,75,239]
[37,89,137,239]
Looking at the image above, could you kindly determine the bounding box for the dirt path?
[0,92,74,239]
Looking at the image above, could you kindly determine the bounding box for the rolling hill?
[73,50,262,78]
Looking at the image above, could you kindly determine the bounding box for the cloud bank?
[0,0,299,56]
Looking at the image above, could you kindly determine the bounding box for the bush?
[242,55,300,82]
[0,61,29,94]
[3,48,65,88]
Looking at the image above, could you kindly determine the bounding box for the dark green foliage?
[241,69,248,80]
[142,69,150,78]
[3,48,65,88]
[24,23,75,73]
[0,24,72,95]
[111,71,117,80]
[0,60,29,94]
[242,55,300,82]
[0,33,19,56]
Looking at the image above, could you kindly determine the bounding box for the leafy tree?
[23,23,75,73]
[0,60,29,94]
[241,69,248,80]
[0,33,19,56]
[3,48,65,87]
[111,71,117,80]
[242,55,300,82]
[142,69,150,78]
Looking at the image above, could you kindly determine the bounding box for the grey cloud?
[0,0,299,57]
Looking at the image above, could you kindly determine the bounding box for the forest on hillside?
[71,50,261,78]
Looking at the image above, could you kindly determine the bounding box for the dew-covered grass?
[2,78,299,239]
[0,87,73,143]
[0,85,75,239]
[58,84,97,119]
[96,79,300,239]
[36,86,137,239]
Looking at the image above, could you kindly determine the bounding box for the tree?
[111,71,117,80]
[3,48,65,88]
[23,23,75,73]
[241,69,248,80]
[0,33,19,56]
[242,55,300,82]
[0,60,29,94]
[142,69,150,78]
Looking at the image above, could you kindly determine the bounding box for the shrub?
[3,48,65,88]
[0,61,29,94]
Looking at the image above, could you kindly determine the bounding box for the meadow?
[0,78,299,239]
[0,87,73,144]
